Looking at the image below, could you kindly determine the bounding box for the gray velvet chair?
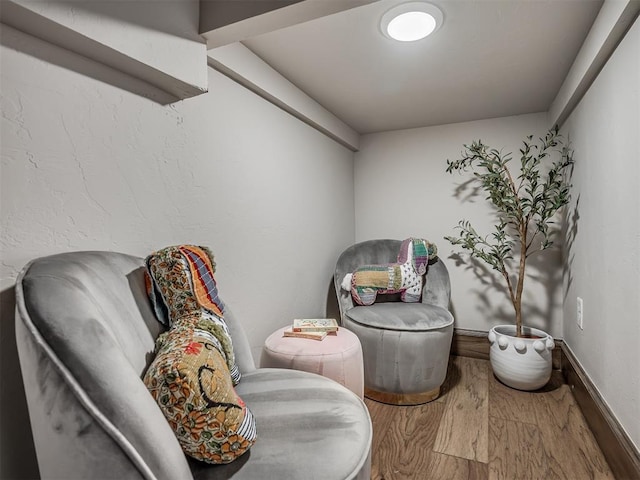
[334,239,454,405]
[15,251,371,480]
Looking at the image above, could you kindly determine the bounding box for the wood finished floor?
[365,356,614,480]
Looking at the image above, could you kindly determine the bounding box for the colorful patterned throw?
[143,245,256,464]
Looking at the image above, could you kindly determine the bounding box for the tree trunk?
[515,231,528,337]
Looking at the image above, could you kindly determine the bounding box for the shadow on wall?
[526,244,564,332]
[0,24,176,106]
[448,252,513,325]
[447,241,563,333]
[0,287,40,480]
[562,194,581,302]
[326,277,341,324]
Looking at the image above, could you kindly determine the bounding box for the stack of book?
[283,318,339,341]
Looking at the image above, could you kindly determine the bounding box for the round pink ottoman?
[260,326,365,399]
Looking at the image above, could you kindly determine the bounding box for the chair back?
[334,239,452,324]
[14,251,254,480]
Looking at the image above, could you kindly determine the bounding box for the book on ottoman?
[292,318,339,333]
[283,328,327,341]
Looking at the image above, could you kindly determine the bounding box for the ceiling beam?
[200,0,378,49]
[549,0,640,127]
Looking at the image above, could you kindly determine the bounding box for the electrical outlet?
[577,297,584,330]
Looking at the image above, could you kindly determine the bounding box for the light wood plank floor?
[366,356,614,480]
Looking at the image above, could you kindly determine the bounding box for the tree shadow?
[448,228,564,333]
[451,177,482,203]
[562,194,581,302]
[524,243,563,333]
[448,252,514,325]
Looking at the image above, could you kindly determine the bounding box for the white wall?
[207,42,359,150]
[561,16,639,451]
[0,25,354,478]
[354,113,565,336]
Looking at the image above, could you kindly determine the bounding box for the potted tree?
[445,125,573,390]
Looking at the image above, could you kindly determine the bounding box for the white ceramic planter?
[488,325,554,391]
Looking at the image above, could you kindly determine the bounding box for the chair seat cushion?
[346,303,453,331]
[188,368,372,480]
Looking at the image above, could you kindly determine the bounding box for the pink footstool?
[260,325,365,399]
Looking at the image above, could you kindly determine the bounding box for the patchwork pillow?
[342,238,437,306]
[143,245,256,464]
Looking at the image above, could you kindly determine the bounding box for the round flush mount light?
[381,2,443,42]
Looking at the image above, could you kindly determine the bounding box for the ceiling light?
[381,2,443,42]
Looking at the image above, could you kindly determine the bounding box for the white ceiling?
[242,0,603,134]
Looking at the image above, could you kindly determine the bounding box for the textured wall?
[353,113,564,336]
[0,25,354,478]
[562,16,639,450]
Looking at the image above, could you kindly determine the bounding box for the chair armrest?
[422,258,451,310]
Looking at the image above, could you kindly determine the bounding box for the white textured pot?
[488,325,554,391]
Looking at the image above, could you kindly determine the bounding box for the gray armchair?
[15,251,371,480]
[334,239,454,405]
